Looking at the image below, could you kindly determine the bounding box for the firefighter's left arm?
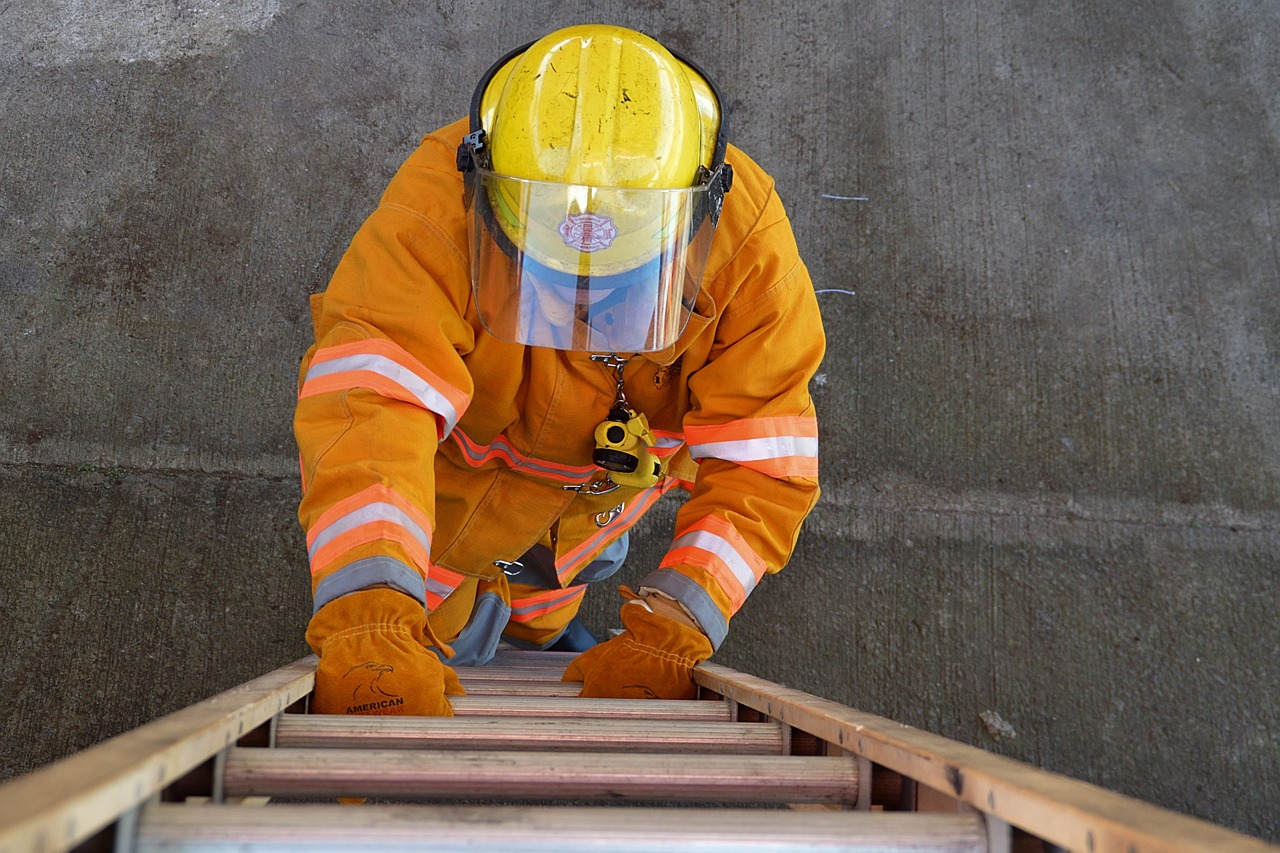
[634,204,825,651]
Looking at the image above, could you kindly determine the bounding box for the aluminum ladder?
[0,651,1274,852]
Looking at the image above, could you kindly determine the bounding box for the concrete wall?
[1,0,1276,841]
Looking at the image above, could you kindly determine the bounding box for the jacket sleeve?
[294,138,476,615]
[636,179,824,650]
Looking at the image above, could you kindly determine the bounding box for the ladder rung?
[451,664,570,682]
[454,679,582,696]
[10,653,1273,853]
[221,748,859,805]
[490,649,578,666]
[137,804,988,852]
[449,695,734,720]
[275,714,785,754]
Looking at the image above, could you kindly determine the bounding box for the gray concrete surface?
[1,0,1276,842]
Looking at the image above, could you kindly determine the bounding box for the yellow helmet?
[458,25,733,352]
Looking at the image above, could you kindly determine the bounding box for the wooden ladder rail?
[0,658,316,853]
[0,653,1275,853]
[693,663,1280,853]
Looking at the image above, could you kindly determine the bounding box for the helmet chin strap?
[574,273,593,324]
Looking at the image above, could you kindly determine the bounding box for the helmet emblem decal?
[559,212,618,252]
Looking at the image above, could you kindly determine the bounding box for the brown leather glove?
[562,589,713,699]
[306,588,463,717]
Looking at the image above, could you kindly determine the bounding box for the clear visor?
[466,169,717,352]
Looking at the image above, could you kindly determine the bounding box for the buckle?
[456,130,489,173]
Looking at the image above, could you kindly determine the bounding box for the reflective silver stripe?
[424,575,456,602]
[689,434,819,462]
[450,429,597,482]
[307,501,431,562]
[312,557,427,616]
[668,527,760,600]
[509,588,585,618]
[305,352,460,435]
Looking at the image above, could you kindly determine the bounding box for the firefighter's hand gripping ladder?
[0,651,1275,852]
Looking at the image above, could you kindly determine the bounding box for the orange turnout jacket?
[295,118,824,662]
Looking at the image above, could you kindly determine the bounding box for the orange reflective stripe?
[309,521,431,579]
[508,586,586,623]
[555,479,680,584]
[686,416,818,478]
[300,339,470,436]
[449,428,597,484]
[658,515,766,614]
[307,484,433,577]
[425,564,468,610]
[686,416,817,444]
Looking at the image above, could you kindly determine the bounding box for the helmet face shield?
[467,168,716,352]
[457,26,734,352]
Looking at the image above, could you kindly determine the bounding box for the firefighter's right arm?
[295,161,475,608]
[294,155,476,714]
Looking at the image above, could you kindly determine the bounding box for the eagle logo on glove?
[342,660,406,713]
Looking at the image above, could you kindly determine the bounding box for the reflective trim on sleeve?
[508,586,587,624]
[300,338,469,437]
[637,568,729,650]
[658,515,767,615]
[685,416,819,479]
[449,428,599,485]
[311,556,427,616]
[307,484,433,578]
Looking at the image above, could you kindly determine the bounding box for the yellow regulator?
[593,404,662,488]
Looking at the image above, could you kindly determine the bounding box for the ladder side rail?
[694,662,1280,853]
[0,657,316,853]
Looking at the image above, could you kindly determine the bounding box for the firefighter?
[297,24,824,715]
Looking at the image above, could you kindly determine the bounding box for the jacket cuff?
[637,567,729,650]
[312,556,427,616]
